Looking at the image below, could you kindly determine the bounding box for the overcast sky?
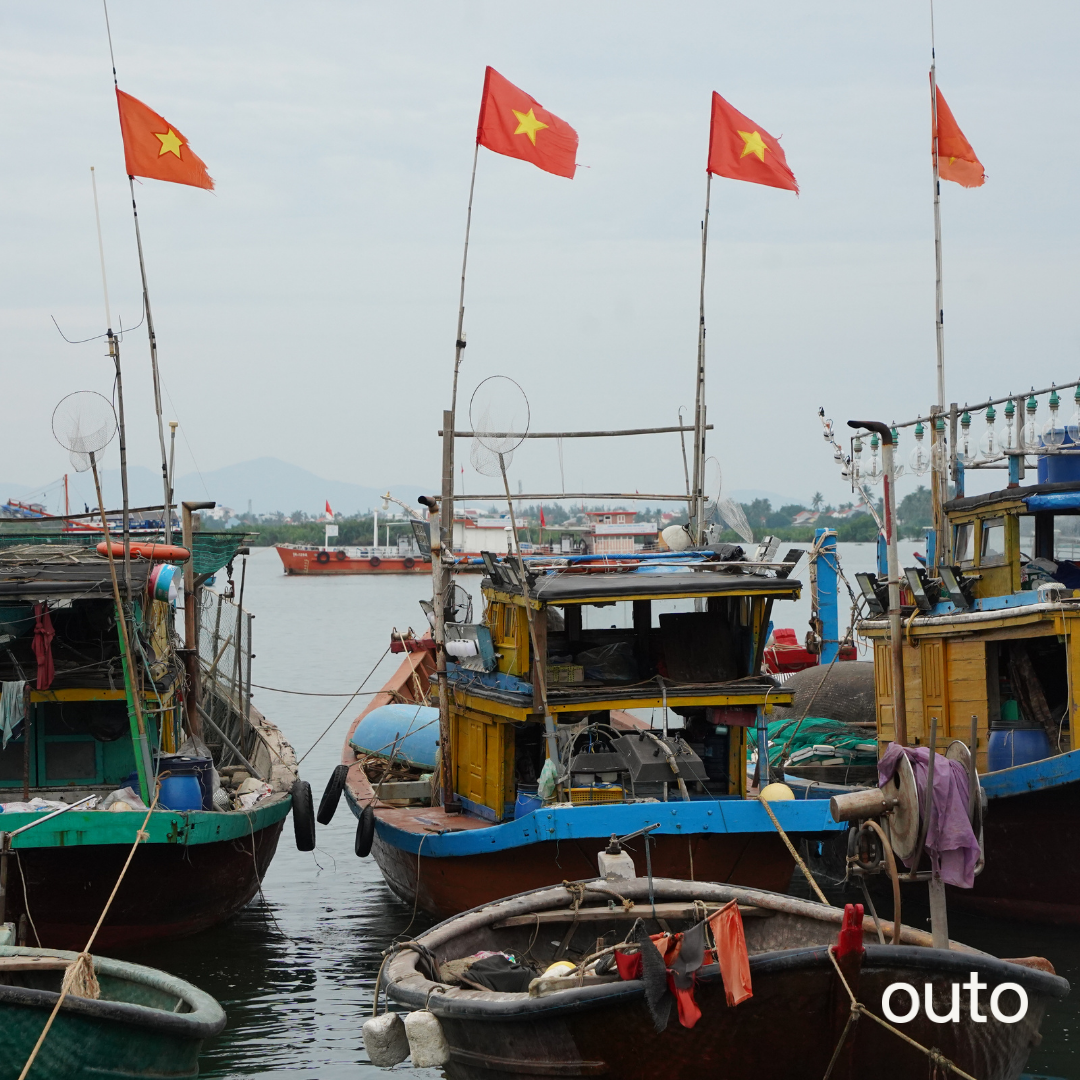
[2,1,1077,513]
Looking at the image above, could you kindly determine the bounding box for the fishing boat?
[0,944,226,1080]
[322,544,843,919]
[0,519,309,950]
[805,382,1080,923]
[275,493,431,575]
[376,873,1067,1080]
[274,543,429,575]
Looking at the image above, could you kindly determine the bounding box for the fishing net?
[468,376,530,478]
[51,391,116,458]
[746,717,878,770]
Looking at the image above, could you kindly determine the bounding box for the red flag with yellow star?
[934,84,985,188]
[115,89,214,190]
[707,92,797,193]
[476,67,577,179]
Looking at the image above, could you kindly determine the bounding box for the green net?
[747,717,879,769]
[0,530,255,576]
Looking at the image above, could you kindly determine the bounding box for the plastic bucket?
[158,774,203,812]
[514,787,542,819]
[987,724,1051,771]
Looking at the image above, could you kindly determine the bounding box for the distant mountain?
[3,457,433,518]
[3,465,807,521]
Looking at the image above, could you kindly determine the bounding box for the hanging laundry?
[1,680,27,749]
[708,900,753,1006]
[878,743,980,888]
[32,603,55,690]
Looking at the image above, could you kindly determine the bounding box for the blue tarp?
[348,703,439,769]
[1024,492,1080,512]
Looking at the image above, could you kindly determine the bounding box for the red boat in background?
[274,543,429,575]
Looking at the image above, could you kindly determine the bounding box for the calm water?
[117,545,1078,1078]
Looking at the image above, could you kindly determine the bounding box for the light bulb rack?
[891,377,1080,430]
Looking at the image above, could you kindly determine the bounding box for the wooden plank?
[494,902,771,928]
[0,957,70,971]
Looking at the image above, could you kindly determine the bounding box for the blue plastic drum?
[987,725,1051,771]
[158,773,203,811]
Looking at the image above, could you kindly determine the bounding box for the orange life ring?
[316,551,331,564]
[336,550,347,561]
[96,541,190,562]
[403,556,416,569]
[369,556,381,568]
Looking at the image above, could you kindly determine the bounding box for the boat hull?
[370,827,794,920]
[949,750,1080,923]
[429,948,1055,1080]
[275,545,428,575]
[2,801,289,951]
[0,945,225,1080]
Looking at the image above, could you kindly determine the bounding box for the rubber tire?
[403,557,415,570]
[292,780,316,851]
[336,550,347,561]
[317,764,349,825]
[355,805,376,858]
[369,556,381,568]
[316,551,330,564]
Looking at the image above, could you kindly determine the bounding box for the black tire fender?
[369,556,381,569]
[317,764,349,825]
[355,804,376,858]
[336,550,347,561]
[316,551,330,564]
[403,556,416,570]
[292,779,316,851]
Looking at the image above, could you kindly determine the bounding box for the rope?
[18,795,158,1080]
[824,947,978,1080]
[757,795,831,906]
[297,645,391,765]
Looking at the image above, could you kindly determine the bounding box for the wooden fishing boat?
[0,531,308,950]
[857,470,1080,922]
[381,875,1068,1080]
[0,944,225,1080]
[325,550,843,920]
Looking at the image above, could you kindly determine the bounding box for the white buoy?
[362,1011,410,1067]
[404,1009,451,1067]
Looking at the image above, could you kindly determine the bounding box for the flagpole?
[929,0,948,566]
[103,0,173,545]
[443,143,481,549]
[691,171,712,545]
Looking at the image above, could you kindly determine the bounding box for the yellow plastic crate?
[569,785,624,805]
[548,664,584,685]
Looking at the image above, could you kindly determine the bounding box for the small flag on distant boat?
[539,506,546,527]
[706,92,798,193]
[933,83,985,188]
[115,89,214,190]
[476,67,578,179]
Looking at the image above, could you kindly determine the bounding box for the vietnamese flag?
[539,506,546,527]
[325,500,334,517]
[115,89,214,190]
[707,92,798,193]
[476,67,578,179]
[933,84,985,188]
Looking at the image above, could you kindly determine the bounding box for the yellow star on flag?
[154,128,184,158]
[737,129,767,162]
[512,108,549,146]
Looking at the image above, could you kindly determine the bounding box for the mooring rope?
[756,795,831,907]
[18,795,159,1080]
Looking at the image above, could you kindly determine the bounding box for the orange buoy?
[96,541,191,562]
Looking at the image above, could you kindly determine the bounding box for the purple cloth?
[878,743,980,889]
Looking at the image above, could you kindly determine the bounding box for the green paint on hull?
[2,795,291,850]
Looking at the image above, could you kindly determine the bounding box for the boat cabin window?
[1019,515,1036,563]
[980,518,1006,566]
[954,524,974,565]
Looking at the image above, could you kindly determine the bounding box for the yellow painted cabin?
[445,557,803,820]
